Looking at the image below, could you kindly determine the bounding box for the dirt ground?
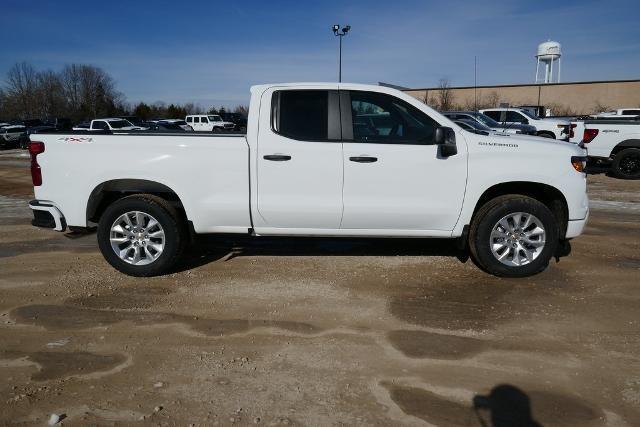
[0,148,639,426]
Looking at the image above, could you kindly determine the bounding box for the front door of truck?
[254,87,344,232]
[340,90,467,232]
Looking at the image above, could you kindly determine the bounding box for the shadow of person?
[473,384,542,427]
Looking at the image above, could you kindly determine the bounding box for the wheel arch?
[611,139,640,156]
[87,179,187,224]
[472,181,569,237]
[536,130,556,139]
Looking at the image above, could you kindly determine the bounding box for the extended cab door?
[340,90,467,233]
[253,87,344,232]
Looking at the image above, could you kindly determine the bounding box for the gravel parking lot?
[1,148,639,426]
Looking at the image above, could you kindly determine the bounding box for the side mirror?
[435,126,457,157]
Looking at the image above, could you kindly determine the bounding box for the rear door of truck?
[253,85,344,232]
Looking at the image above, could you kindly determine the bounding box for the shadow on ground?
[175,234,466,272]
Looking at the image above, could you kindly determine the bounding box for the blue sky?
[1,0,639,108]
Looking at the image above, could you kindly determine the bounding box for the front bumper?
[565,210,589,239]
[29,200,66,231]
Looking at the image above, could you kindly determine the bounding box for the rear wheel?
[469,195,558,277]
[612,148,640,179]
[97,194,186,276]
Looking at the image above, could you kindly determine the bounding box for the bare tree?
[36,69,65,118]
[592,100,610,115]
[5,62,39,118]
[436,78,454,111]
[233,105,249,115]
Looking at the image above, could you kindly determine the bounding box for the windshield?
[109,120,133,129]
[471,113,501,128]
[208,115,222,122]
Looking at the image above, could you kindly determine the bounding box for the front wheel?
[612,148,640,179]
[97,194,186,276]
[469,195,558,277]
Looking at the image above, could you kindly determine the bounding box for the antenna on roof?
[474,56,478,112]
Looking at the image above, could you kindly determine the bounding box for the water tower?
[535,41,561,83]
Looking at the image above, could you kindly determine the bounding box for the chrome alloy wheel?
[109,211,165,265]
[489,212,546,267]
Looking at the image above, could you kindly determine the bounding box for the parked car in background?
[158,119,193,131]
[569,117,640,179]
[72,122,90,131]
[452,118,495,134]
[117,116,147,127]
[19,119,56,135]
[87,118,147,131]
[45,117,72,131]
[1,124,28,149]
[145,122,189,132]
[28,82,588,278]
[480,108,569,139]
[592,108,640,119]
[220,112,248,131]
[186,114,234,132]
[444,111,537,135]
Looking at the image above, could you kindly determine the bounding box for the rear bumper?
[29,200,66,231]
[565,211,589,239]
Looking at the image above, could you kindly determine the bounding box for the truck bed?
[32,132,252,233]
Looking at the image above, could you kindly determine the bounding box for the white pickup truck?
[86,118,147,131]
[27,83,589,278]
[570,118,640,179]
[480,108,570,140]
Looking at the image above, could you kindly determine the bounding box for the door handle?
[349,156,378,163]
[263,154,292,161]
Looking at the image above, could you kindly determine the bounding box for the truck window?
[201,117,209,123]
[272,90,331,141]
[193,117,200,123]
[484,111,501,121]
[93,121,108,130]
[507,111,526,123]
[186,117,192,123]
[349,91,438,145]
[622,110,640,115]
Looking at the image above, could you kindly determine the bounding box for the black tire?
[612,148,640,179]
[469,195,558,278]
[97,194,186,277]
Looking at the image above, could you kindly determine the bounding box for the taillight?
[571,156,587,173]
[28,141,45,186]
[569,123,577,138]
[583,128,599,144]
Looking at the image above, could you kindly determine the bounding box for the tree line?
[0,61,248,123]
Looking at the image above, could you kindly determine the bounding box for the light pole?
[332,24,350,82]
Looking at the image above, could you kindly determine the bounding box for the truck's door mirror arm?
[435,126,457,157]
